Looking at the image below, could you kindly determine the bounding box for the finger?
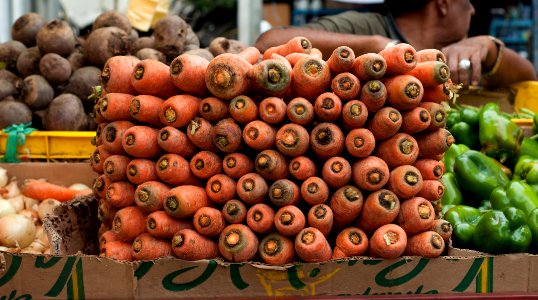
[457,56,470,87]
[444,51,460,85]
[470,52,482,86]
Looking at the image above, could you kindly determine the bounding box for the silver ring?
[458,59,471,70]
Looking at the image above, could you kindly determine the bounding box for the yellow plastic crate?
[0,131,95,161]
[512,81,538,112]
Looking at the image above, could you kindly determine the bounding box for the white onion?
[37,199,61,221]
[19,209,39,225]
[0,199,16,218]
[35,225,50,248]
[0,214,36,248]
[4,180,20,198]
[23,196,39,211]
[43,248,52,255]
[7,195,24,212]
[22,248,42,255]
[0,168,7,187]
[26,240,46,253]
[69,183,90,191]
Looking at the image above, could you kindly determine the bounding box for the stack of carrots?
[91,36,455,264]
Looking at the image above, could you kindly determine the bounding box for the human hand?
[441,36,492,87]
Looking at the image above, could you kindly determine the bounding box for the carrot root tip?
[164,107,177,123]
[405,83,421,99]
[134,66,144,80]
[432,234,443,249]
[263,239,280,255]
[349,231,362,245]
[172,234,184,247]
[225,231,240,247]
[198,215,211,227]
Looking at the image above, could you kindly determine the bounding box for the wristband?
[483,36,504,78]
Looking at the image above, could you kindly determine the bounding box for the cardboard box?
[457,88,515,113]
[1,163,538,299]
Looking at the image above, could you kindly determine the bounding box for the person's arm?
[484,46,537,87]
[255,27,392,60]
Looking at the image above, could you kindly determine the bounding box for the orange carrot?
[157,126,197,158]
[314,92,342,122]
[126,159,158,185]
[259,233,296,265]
[93,174,112,199]
[98,199,118,225]
[310,122,345,160]
[255,149,289,181]
[307,204,333,237]
[332,227,368,259]
[300,176,330,206]
[397,197,435,236]
[331,72,360,102]
[218,224,259,262]
[360,80,387,112]
[122,126,161,159]
[194,207,226,237]
[243,120,276,151]
[357,189,400,233]
[259,96,287,125]
[132,233,172,261]
[187,117,218,152]
[246,203,275,235]
[275,123,310,157]
[415,49,447,63]
[229,95,258,124]
[236,173,269,205]
[101,241,134,261]
[134,181,170,213]
[382,75,423,111]
[131,59,179,98]
[155,153,197,186]
[248,58,291,97]
[223,152,254,179]
[99,230,118,250]
[430,219,452,243]
[169,53,209,97]
[342,100,368,129]
[310,48,323,59]
[112,206,146,242]
[101,56,139,94]
[291,57,331,101]
[99,93,133,122]
[351,156,390,191]
[379,43,417,75]
[262,36,312,60]
[419,102,446,130]
[422,81,451,103]
[406,61,450,87]
[368,224,407,259]
[238,46,261,65]
[212,118,243,153]
[21,180,79,202]
[345,128,376,158]
[91,145,112,174]
[322,156,352,188]
[415,128,455,157]
[159,94,202,128]
[374,133,419,169]
[386,165,424,200]
[102,121,134,155]
[205,53,252,100]
[274,205,306,237]
[327,46,355,74]
[366,107,402,140]
[146,210,193,239]
[190,151,223,180]
[164,185,210,218]
[222,199,248,224]
[351,53,387,82]
[103,155,131,182]
[285,52,311,67]
[329,185,364,229]
[416,179,445,201]
[94,123,108,147]
[400,107,431,134]
[289,156,317,181]
[270,53,293,73]
[404,230,445,258]
[199,96,229,122]
[172,228,219,260]
[295,227,332,263]
[413,159,445,180]
[129,95,164,127]
[287,97,314,126]
[269,179,301,207]
[206,174,236,205]
[106,181,136,208]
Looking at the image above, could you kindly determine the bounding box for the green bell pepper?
[490,180,538,216]
[478,102,523,163]
[533,112,538,134]
[450,122,480,150]
[519,137,538,159]
[446,110,462,129]
[473,207,532,254]
[459,105,480,127]
[528,209,538,253]
[444,205,483,249]
[454,150,510,202]
[440,172,463,207]
[478,199,492,213]
[442,144,470,174]
[512,155,538,180]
